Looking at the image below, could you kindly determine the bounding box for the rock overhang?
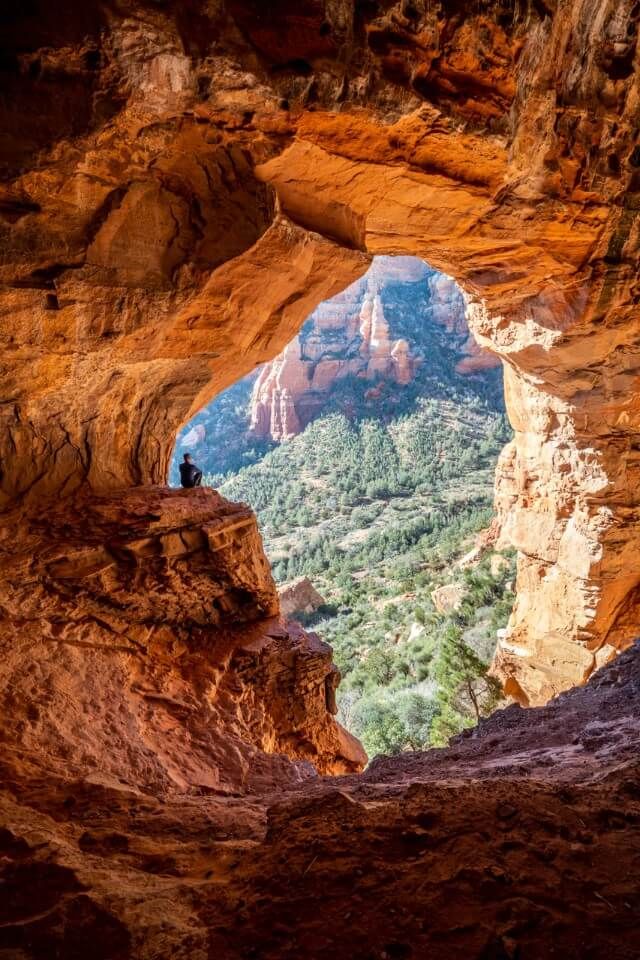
[1,2,640,952]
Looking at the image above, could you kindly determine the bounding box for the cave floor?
[2,643,639,960]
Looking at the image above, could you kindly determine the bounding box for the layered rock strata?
[2,0,639,700]
[0,486,364,794]
[249,255,496,441]
[1,0,640,952]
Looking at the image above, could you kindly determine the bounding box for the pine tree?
[430,624,502,746]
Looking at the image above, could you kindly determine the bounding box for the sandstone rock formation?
[3,0,633,704]
[0,486,364,792]
[2,1,640,953]
[279,576,327,617]
[4,0,636,700]
[431,582,466,615]
[250,258,423,440]
[2,641,638,957]
[249,255,497,441]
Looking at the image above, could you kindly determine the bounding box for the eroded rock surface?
[249,255,495,440]
[1,643,638,958]
[0,486,364,794]
[2,2,640,953]
[279,576,327,617]
[2,0,639,699]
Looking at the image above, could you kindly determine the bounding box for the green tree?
[352,696,407,756]
[431,624,502,746]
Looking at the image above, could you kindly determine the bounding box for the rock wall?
[2,0,638,702]
[0,486,364,795]
[249,255,498,441]
[2,1,640,954]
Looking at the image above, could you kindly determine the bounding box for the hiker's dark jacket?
[179,462,203,488]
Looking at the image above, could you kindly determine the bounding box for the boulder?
[279,576,327,617]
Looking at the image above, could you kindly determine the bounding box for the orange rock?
[2,1,640,952]
[248,266,424,439]
[0,486,364,793]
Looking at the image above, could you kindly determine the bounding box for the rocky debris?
[279,576,327,617]
[431,582,466,614]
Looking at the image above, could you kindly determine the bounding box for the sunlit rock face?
[3,1,638,706]
[3,0,639,702]
[250,257,424,440]
[2,2,640,952]
[249,255,498,440]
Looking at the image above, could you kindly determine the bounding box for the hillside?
[171,257,515,755]
[170,256,502,485]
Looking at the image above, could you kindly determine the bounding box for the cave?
[1,2,639,958]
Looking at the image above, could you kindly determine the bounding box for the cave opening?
[170,255,515,758]
[4,0,640,952]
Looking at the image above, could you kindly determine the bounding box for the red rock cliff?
[249,256,497,440]
[4,0,634,703]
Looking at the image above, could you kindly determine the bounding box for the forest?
[219,402,515,755]
[172,257,516,757]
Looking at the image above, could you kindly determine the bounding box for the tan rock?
[279,577,327,617]
[431,583,466,615]
[490,553,510,578]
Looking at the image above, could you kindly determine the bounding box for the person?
[179,453,203,488]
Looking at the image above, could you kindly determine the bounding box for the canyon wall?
[249,255,498,441]
[1,1,639,751]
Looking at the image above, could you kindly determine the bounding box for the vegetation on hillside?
[172,259,516,759]
[217,404,515,755]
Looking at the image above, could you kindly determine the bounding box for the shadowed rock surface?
[0,487,365,795]
[1,645,638,958]
[1,1,640,955]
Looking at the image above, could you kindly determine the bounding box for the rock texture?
[431,582,465,615]
[2,0,639,700]
[2,1,640,952]
[0,486,364,793]
[250,255,497,440]
[249,257,421,440]
[279,576,327,617]
[1,641,639,958]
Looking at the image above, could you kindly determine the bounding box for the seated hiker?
[179,452,203,488]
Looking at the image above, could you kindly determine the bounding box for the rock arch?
[2,0,637,705]
[2,3,640,955]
